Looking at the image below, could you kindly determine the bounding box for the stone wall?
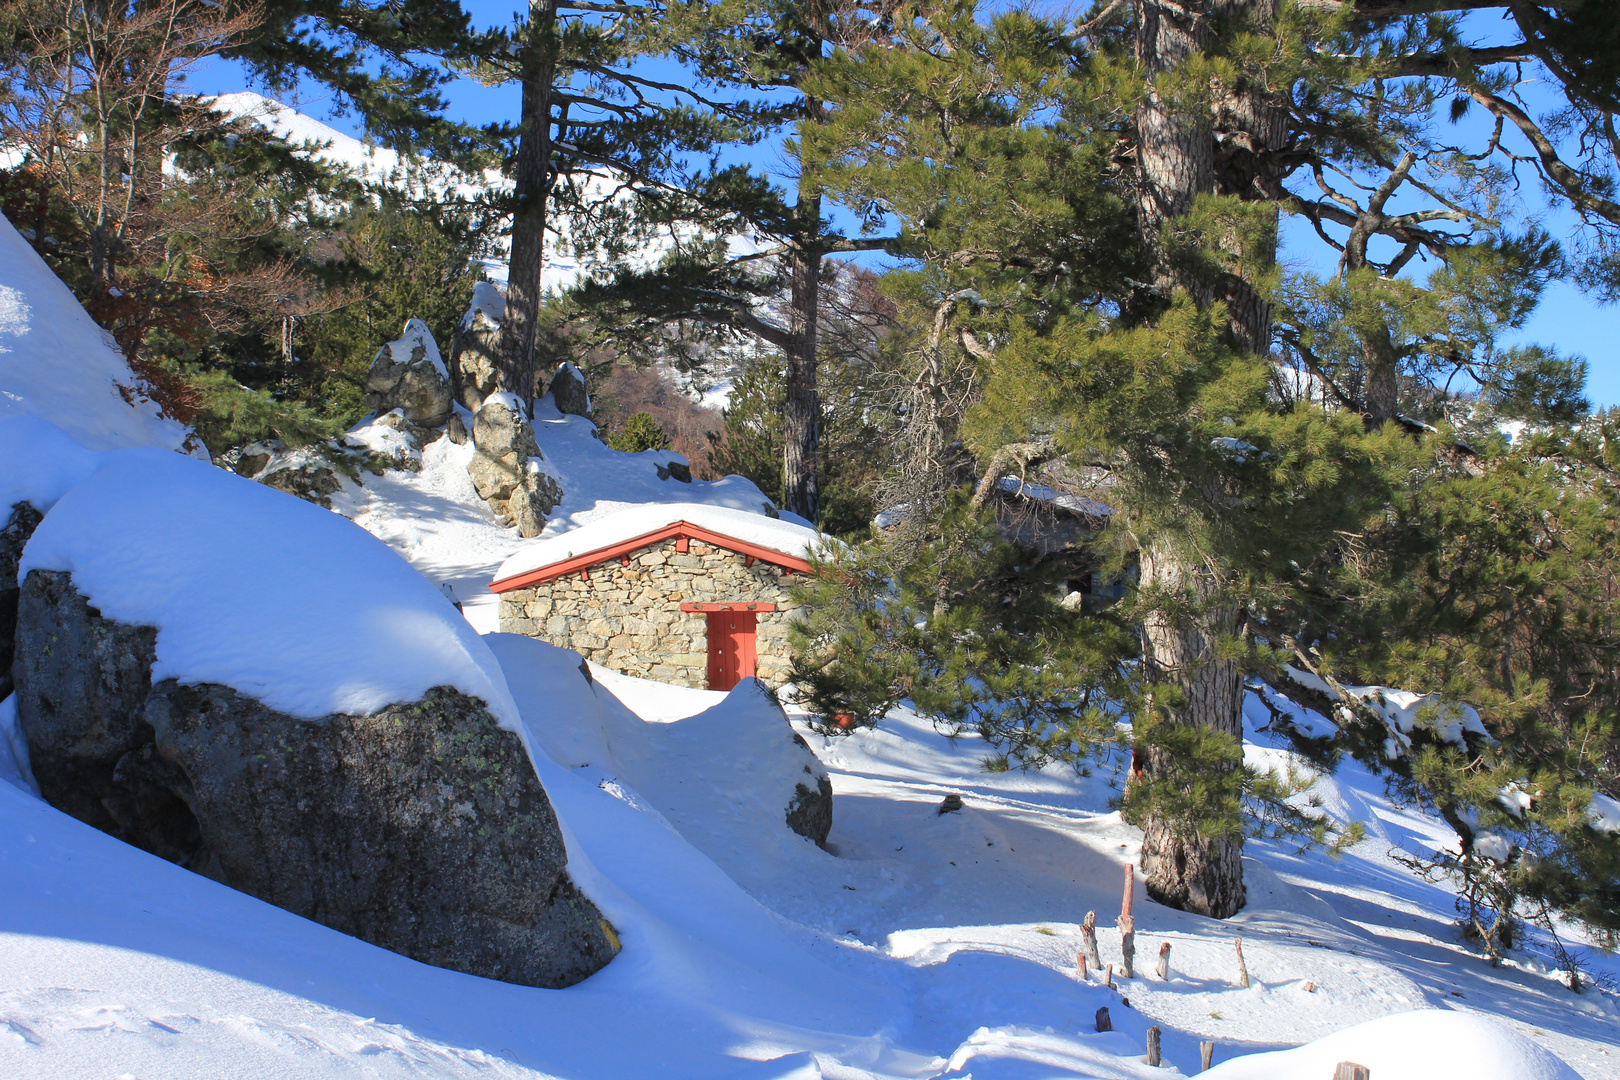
[497,538,802,688]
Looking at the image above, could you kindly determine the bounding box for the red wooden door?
[706,610,757,690]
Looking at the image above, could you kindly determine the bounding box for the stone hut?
[491,505,819,690]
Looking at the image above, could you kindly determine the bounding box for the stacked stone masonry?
[497,538,801,688]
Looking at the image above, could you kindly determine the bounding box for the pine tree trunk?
[1130,0,1282,920]
[1137,539,1247,918]
[1362,329,1400,425]
[1135,0,1212,300]
[1211,0,1285,357]
[498,0,559,411]
[783,188,822,523]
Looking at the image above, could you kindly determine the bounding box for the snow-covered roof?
[995,477,1113,520]
[492,502,823,590]
[0,215,193,455]
[19,441,519,728]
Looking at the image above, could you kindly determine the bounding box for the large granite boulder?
[449,283,505,414]
[0,500,44,701]
[470,394,562,537]
[548,362,591,417]
[13,568,615,988]
[364,319,452,428]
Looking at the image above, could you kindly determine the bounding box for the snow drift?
[1202,1009,1582,1080]
[0,215,193,455]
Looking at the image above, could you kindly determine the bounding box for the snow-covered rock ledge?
[8,429,616,986]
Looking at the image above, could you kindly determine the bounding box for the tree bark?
[498,0,560,412]
[1211,0,1286,356]
[1134,0,1213,302]
[1137,538,1248,918]
[1362,328,1401,425]
[783,188,822,522]
[1130,0,1281,920]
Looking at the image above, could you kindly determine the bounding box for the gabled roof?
[490,503,821,593]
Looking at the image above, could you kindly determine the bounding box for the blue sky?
[184,1,1617,405]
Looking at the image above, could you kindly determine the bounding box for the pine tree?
[607,411,671,453]
[793,0,1620,936]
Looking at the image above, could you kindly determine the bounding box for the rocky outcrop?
[364,319,452,428]
[470,396,562,538]
[548,363,591,417]
[12,568,615,988]
[342,409,432,473]
[786,732,835,846]
[231,441,349,509]
[449,283,505,413]
[1,500,44,700]
[655,458,693,483]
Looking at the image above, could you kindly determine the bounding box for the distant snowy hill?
[0,215,195,455]
[210,91,766,298]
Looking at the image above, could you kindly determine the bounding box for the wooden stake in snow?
[1094,1006,1112,1033]
[1118,864,1137,977]
[1145,1026,1161,1067]
[1105,962,1116,990]
[1302,979,1316,993]
[1156,941,1171,980]
[1234,938,1251,988]
[1200,1041,1215,1072]
[1081,910,1102,969]
[1078,953,1089,980]
[1332,1064,1370,1080]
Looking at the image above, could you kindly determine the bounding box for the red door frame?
[705,609,758,691]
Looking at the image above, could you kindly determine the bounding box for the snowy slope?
[0,216,194,455]
[338,388,1615,1078]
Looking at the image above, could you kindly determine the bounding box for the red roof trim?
[490,521,813,593]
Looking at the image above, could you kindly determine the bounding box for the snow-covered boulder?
[449,282,504,413]
[9,447,615,988]
[0,416,107,700]
[548,361,591,417]
[1202,1009,1579,1080]
[489,634,833,848]
[343,408,432,472]
[363,318,452,428]
[0,501,42,701]
[470,392,562,537]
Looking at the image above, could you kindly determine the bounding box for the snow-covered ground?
[262,399,1620,1077]
[5,232,1619,1078]
[0,216,194,455]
